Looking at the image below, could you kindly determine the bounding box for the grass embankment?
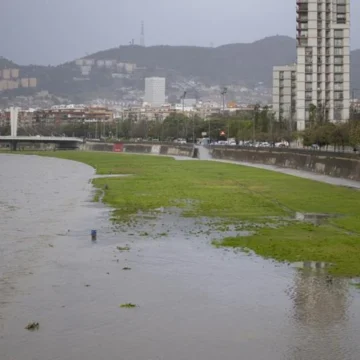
[31,151,360,276]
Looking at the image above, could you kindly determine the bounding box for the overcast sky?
[1,0,359,65]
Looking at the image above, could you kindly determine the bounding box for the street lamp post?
[181,91,187,139]
[220,87,228,139]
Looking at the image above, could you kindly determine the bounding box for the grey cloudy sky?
[1,0,359,65]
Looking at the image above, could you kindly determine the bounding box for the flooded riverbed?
[1,154,360,360]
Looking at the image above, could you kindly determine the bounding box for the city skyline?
[1,0,360,66]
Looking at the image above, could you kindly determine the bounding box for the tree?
[163,113,189,139]
[308,104,317,128]
[237,120,253,142]
[330,123,349,151]
[349,120,360,148]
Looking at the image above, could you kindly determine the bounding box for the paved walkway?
[196,146,360,189]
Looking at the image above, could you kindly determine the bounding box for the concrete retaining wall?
[16,143,56,151]
[83,142,195,158]
[210,147,360,181]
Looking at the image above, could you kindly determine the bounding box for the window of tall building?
[334,57,343,65]
[337,14,346,24]
[337,5,346,13]
[334,110,342,121]
[334,100,344,108]
[334,74,344,82]
[334,39,343,46]
[334,83,343,91]
[334,65,343,73]
[334,29,344,38]
[334,92,344,100]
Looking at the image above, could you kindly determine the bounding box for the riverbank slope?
[29,151,360,277]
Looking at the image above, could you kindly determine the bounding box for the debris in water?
[25,322,39,331]
[122,267,131,270]
[117,246,130,251]
[120,303,137,308]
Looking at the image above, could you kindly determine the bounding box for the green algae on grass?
[217,223,360,277]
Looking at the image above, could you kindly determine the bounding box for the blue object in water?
[91,230,97,240]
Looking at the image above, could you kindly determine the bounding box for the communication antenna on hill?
[140,21,145,47]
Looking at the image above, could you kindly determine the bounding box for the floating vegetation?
[25,322,39,331]
[117,246,130,251]
[120,303,137,308]
[350,282,360,289]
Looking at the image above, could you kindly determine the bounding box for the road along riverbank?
[210,146,360,181]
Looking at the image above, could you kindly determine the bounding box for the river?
[1,153,360,360]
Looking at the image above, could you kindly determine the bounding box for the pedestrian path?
[196,146,360,189]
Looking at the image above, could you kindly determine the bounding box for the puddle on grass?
[111,207,252,243]
[295,212,341,225]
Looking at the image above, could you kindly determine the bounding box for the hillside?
[1,35,360,101]
[89,35,296,86]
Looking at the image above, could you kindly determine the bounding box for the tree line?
[1,104,359,148]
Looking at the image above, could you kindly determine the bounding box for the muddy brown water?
[1,154,360,360]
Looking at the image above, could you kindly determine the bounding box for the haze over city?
[1,0,360,65]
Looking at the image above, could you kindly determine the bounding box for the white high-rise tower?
[296,0,350,130]
[144,77,166,107]
[10,107,19,137]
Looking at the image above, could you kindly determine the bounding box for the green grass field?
[27,151,360,276]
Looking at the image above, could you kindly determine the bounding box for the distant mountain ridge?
[1,35,360,101]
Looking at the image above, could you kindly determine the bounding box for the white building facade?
[144,77,166,107]
[272,65,297,122]
[296,0,350,130]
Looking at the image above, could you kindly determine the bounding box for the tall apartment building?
[296,0,350,130]
[144,77,166,107]
[272,65,297,122]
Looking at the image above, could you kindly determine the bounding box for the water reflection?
[288,263,351,359]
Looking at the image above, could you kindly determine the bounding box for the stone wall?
[210,147,360,181]
[83,141,195,158]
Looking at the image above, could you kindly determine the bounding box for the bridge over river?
[0,136,84,151]
[0,107,83,150]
